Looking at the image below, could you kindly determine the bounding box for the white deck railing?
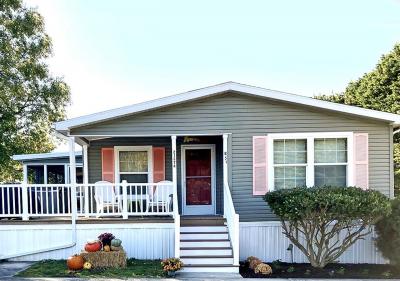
[0,181,175,220]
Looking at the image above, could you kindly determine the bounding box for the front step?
[181,215,226,226]
[181,256,233,265]
[179,218,237,273]
[181,239,231,248]
[180,247,232,256]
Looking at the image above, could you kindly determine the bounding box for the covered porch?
[0,134,228,220]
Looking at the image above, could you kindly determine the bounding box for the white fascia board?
[12,151,82,161]
[54,82,400,131]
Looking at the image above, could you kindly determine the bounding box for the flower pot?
[167,271,176,277]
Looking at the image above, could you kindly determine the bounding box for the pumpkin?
[83,262,92,270]
[103,245,111,252]
[111,238,122,247]
[85,240,102,252]
[67,254,84,270]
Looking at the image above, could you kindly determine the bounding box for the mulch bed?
[240,260,400,279]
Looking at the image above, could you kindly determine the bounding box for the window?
[314,138,347,187]
[273,139,307,189]
[115,147,152,183]
[270,133,353,190]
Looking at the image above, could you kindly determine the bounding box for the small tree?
[375,198,400,265]
[264,186,390,268]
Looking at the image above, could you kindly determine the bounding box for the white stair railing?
[223,182,239,266]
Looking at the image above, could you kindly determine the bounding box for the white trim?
[181,144,216,215]
[71,133,227,138]
[13,151,82,161]
[113,146,153,183]
[268,132,354,191]
[240,221,282,227]
[54,82,400,131]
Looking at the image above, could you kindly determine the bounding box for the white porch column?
[223,134,229,186]
[171,135,180,258]
[171,136,177,192]
[22,164,29,220]
[69,137,77,220]
[83,144,89,217]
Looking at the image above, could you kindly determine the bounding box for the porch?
[1,134,239,271]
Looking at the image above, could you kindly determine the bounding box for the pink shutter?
[101,148,114,182]
[354,133,369,189]
[253,136,269,195]
[153,147,166,183]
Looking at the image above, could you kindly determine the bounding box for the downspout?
[0,130,78,260]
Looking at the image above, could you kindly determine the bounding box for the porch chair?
[146,180,174,213]
[94,181,122,216]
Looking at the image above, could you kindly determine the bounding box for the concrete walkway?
[0,261,33,279]
[0,278,400,281]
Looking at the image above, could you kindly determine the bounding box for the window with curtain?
[314,138,347,187]
[118,151,149,183]
[273,139,307,190]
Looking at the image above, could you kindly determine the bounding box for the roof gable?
[54,82,400,131]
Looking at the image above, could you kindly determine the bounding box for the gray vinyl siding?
[74,92,392,222]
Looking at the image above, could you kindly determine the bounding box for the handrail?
[223,182,239,265]
[172,181,180,258]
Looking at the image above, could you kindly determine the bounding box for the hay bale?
[81,247,127,268]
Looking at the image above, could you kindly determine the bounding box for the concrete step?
[180,247,232,256]
[181,256,233,265]
[181,264,239,273]
[180,239,231,248]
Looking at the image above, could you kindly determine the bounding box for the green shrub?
[375,197,400,265]
[265,186,390,268]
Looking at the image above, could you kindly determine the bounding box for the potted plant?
[161,258,183,277]
[97,232,115,247]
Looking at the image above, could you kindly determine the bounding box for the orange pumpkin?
[85,240,102,252]
[67,254,84,270]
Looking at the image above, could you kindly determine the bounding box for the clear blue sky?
[26,0,400,119]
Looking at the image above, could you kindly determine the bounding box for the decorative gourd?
[67,254,84,270]
[103,245,111,252]
[85,240,102,252]
[83,262,92,270]
[111,238,122,247]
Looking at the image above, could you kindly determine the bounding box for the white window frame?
[267,132,354,191]
[114,146,153,183]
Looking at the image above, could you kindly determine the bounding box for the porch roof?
[54,81,400,132]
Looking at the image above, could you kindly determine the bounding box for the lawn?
[16,259,165,278]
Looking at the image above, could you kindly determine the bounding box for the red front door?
[183,146,215,215]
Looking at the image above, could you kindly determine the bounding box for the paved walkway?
[0,261,33,279]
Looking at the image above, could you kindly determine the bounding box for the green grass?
[16,259,165,278]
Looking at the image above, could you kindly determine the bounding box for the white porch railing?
[0,181,175,220]
[223,182,239,266]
